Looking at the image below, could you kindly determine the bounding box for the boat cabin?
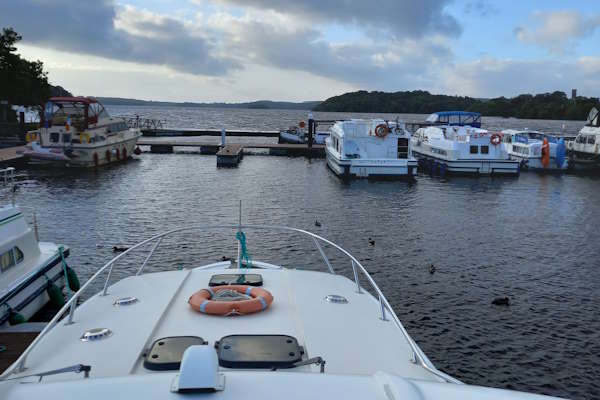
[425,111,482,128]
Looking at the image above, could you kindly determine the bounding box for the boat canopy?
[43,97,109,130]
[426,111,482,128]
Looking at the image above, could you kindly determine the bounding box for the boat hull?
[567,150,600,171]
[25,130,141,168]
[0,248,69,328]
[412,150,519,176]
[509,155,569,171]
[326,151,417,180]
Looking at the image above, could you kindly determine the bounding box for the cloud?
[0,0,238,75]
[204,10,454,90]
[515,11,600,54]
[439,57,600,97]
[213,0,462,39]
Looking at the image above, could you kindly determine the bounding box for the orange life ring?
[374,124,389,138]
[299,121,306,128]
[188,285,273,316]
[490,133,501,145]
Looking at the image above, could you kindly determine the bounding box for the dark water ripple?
[3,107,599,399]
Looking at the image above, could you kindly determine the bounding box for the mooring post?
[307,112,314,152]
[221,128,226,147]
[18,106,25,141]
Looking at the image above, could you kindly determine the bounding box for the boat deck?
[13,266,440,383]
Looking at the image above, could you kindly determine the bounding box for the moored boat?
[0,168,76,328]
[0,222,562,399]
[325,119,417,179]
[23,97,141,168]
[278,124,329,145]
[411,112,519,176]
[501,130,568,171]
[567,107,600,171]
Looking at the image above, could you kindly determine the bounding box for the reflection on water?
[6,107,599,399]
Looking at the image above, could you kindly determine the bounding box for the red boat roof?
[49,96,98,104]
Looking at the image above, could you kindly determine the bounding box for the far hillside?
[314,90,599,121]
[98,97,321,111]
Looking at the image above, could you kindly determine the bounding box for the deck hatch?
[144,336,207,371]
[215,335,302,368]
[208,273,263,287]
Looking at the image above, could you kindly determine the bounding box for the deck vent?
[113,296,139,306]
[80,328,112,342]
[324,294,348,304]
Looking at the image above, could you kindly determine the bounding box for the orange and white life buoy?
[188,285,273,316]
[490,133,501,145]
[374,124,389,138]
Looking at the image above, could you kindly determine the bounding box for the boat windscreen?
[586,107,599,127]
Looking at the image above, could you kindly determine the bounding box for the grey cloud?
[220,19,453,89]
[216,0,462,39]
[0,0,238,75]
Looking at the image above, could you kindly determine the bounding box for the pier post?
[221,128,226,147]
[307,112,314,150]
[19,106,25,141]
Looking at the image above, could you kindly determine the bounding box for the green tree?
[0,27,50,110]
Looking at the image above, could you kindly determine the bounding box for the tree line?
[314,90,599,121]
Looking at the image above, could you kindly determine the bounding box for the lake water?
[4,106,599,399]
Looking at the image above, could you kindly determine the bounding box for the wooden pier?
[137,137,325,157]
[142,128,279,137]
[0,146,25,167]
[217,144,243,167]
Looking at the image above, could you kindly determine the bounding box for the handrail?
[3,224,460,384]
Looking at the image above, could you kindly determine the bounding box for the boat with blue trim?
[501,130,568,171]
[410,112,518,176]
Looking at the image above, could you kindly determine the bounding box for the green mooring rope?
[235,231,252,271]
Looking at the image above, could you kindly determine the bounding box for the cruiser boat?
[567,107,600,170]
[0,222,561,399]
[23,97,141,167]
[325,119,417,179]
[501,130,568,171]
[0,168,75,328]
[411,113,519,176]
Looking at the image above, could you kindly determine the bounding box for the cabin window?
[50,132,60,143]
[481,145,489,154]
[588,136,596,145]
[0,247,23,272]
[470,145,478,154]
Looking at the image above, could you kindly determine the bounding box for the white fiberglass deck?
[14,266,436,381]
[0,225,562,399]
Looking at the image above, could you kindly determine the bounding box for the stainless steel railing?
[3,224,460,384]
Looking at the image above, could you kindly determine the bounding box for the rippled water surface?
[5,106,600,399]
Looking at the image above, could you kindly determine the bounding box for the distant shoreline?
[98,97,321,111]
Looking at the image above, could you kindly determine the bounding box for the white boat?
[425,111,483,128]
[0,168,75,328]
[411,113,519,176]
[24,97,141,167]
[501,130,568,171]
[325,119,417,179]
[0,221,561,399]
[278,126,329,145]
[567,107,600,170]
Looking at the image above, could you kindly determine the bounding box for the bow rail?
[3,224,460,384]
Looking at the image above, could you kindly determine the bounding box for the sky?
[1,0,599,102]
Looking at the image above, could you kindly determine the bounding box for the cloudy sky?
[2,0,599,102]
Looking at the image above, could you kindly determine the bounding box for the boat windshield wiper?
[271,356,325,373]
[2,364,91,382]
